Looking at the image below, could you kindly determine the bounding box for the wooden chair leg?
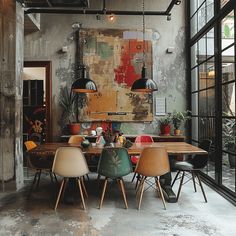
[191,171,197,192]
[136,176,145,197]
[99,177,108,209]
[61,178,68,199]
[156,177,166,210]
[171,170,180,187]
[78,178,86,210]
[54,178,65,210]
[195,172,207,203]
[118,178,128,209]
[137,177,146,210]
[177,171,185,201]
[81,176,88,198]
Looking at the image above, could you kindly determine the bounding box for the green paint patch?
[97,42,113,60]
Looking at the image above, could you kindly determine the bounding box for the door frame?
[24,61,52,142]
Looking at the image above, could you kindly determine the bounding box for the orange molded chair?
[131,135,154,183]
[135,147,170,210]
[52,147,89,210]
[24,141,55,198]
[68,135,85,144]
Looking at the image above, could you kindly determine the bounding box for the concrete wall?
[24,0,186,140]
[0,1,24,189]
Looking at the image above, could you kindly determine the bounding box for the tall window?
[189,0,236,202]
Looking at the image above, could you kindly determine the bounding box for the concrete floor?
[0,173,236,236]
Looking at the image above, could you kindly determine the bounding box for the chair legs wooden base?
[99,177,129,209]
[54,177,87,211]
[176,170,207,203]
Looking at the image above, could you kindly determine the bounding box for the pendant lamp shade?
[131,66,158,92]
[71,65,97,93]
[131,0,158,92]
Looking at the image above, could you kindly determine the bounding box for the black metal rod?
[24,8,168,15]
[165,0,178,15]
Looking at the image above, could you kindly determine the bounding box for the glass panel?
[190,0,197,17]
[222,118,235,192]
[207,88,215,116]
[192,117,199,141]
[206,28,214,59]
[222,45,235,83]
[207,60,215,88]
[221,11,234,50]
[198,35,207,64]
[198,2,206,33]
[199,90,207,115]
[206,0,214,22]
[222,82,235,116]
[191,67,198,92]
[199,62,207,90]
[191,42,198,68]
[221,0,230,8]
[192,93,198,116]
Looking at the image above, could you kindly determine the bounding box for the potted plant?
[171,110,191,135]
[158,114,172,135]
[222,118,235,168]
[59,87,81,135]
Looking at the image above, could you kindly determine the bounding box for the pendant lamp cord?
[142,0,146,67]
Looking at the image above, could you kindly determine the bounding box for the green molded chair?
[97,147,133,209]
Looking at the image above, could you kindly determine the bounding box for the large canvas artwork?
[80,29,154,122]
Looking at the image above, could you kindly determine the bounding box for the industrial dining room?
[0,0,236,235]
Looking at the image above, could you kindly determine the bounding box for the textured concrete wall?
[24,0,186,139]
[0,1,24,189]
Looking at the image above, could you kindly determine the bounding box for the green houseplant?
[158,114,172,135]
[222,118,235,168]
[171,110,191,135]
[59,87,81,134]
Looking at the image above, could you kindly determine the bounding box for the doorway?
[23,61,52,142]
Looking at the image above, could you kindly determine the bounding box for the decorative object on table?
[102,127,115,147]
[158,114,172,135]
[222,117,235,168]
[123,139,133,149]
[171,110,191,135]
[81,139,90,148]
[131,0,158,92]
[118,132,126,145]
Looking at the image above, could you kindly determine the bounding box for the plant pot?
[68,123,80,135]
[160,124,171,135]
[174,129,181,136]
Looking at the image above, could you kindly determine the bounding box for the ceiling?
[18,0,181,16]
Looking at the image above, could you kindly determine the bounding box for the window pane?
[192,93,198,116]
[199,90,207,115]
[191,67,198,92]
[222,82,235,116]
[192,117,199,141]
[198,35,207,64]
[190,0,197,17]
[221,0,230,8]
[198,2,207,32]
[206,28,214,59]
[222,45,235,83]
[221,11,234,50]
[207,88,215,115]
[191,42,198,68]
[199,63,207,90]
[191,13,198,38]
[206,0,214,22]
[207,60,215,88]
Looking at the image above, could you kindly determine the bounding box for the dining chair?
[68,135,85,144]
[97,147,133,209]
[171,139,212,202]
[135,147,170,210]
[52,147,89,210]
[24,141,55,198]
[131,135,154,184]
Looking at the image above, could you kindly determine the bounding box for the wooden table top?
[28,142,207,156]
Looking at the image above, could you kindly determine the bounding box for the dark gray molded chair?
[171,139,212,202]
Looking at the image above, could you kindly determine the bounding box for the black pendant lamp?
[131,0,158,92]
[71,25,97,93]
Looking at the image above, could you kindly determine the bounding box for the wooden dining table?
[27,141,207,203]
[28,142,207,156]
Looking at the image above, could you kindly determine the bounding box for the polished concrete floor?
[0,173,236,236]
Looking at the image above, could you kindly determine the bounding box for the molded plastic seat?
[172,139,212,203]
[68,135,85,144]
[97,147,133,209]
[135,147,170,210]
[52,147,89,210]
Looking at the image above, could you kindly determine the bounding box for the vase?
[160,124,171,135]
[68,123,80,135]
[174,129,181,136]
